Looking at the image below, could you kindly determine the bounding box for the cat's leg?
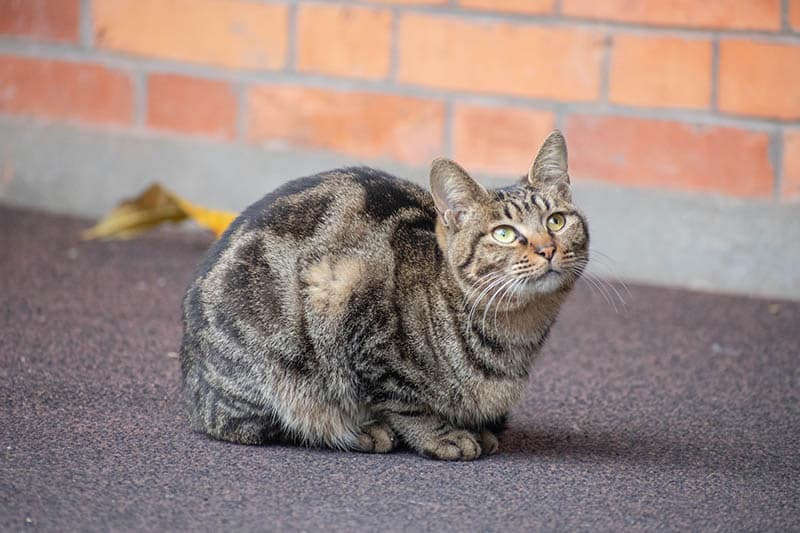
[477,429,499,455]
[185,379,283,446]
[383,411,483,461]
[213,412,283,445]
[476,413,508,456]
[352,421,397,454]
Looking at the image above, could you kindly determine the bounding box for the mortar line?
[553,104,567,133]
[132,69,147,129]
[781,0,791,32]
[79,0,93,49]
[710,37,720,112]
[235,80,249,142]
[286,2,298,71]
[442,99,454,158]
[770,128,785,200]
[599,32,613,105]
[389,7,400,82]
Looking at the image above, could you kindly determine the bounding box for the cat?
[179,130,588,460]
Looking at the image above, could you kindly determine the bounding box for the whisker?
[568,262,618,312]
[494,276,518,323]
[481,277,517,329]
[481,277,517,334]
[582,270,624,312]
[508,277,526,314]
[461,272,502,306]
[495,276,526,331]
[466,275,510,330]
[594,274,627,309]
[587,249,632,297]
[582,274,617,312]
[572,255,629,308]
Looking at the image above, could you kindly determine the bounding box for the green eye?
[546,213,566,232]
[492,225,517,244]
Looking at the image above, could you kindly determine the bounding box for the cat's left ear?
[430,158,488,230]
[528,130,571,201]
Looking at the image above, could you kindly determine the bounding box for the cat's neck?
[436,260,571,347]
[493,288,569,342]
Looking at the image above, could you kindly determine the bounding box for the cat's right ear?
[430,158,487,230]
[528,130,571,200]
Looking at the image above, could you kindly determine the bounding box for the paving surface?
[2,203,798,532]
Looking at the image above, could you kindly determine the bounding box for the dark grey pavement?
[1,203,798,532]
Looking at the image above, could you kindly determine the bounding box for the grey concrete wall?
[1,118,798,300]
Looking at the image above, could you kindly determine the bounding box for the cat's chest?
[463,375,524,422]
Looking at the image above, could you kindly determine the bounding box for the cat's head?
[431,130,589,300]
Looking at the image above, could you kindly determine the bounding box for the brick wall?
[1,0,798,200]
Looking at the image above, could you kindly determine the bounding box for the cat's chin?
[521,270,568,295]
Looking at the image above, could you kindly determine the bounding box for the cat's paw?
[478,429,499,456]
[354,422,397,454]
[422,430,481,461]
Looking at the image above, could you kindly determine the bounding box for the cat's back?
[199,167,434,274]
[183,167,438,343]
[244,165,435,232]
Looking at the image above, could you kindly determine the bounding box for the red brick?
[0,55,133,125]
[0,0,79,42]
[147,74,237,139]
[397,14,603,102]
[93,0,288,70]
[718,40,800,120]
[297,4,392,80]
[782,129,800,201]
[452,104,555,175]
[565,115,773,198]
[562,0,781,31]
[609,34,712,109]
[458,0,555,15]
[790,0,800,31]
[247,86,444,166]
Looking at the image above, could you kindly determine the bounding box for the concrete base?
[1,117,798,300]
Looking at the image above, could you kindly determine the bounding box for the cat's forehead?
[490,185,560,217]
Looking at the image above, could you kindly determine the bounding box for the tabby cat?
[180,130,588,460]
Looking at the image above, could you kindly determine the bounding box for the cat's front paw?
[354,422,397,454]
[422,430,481,461]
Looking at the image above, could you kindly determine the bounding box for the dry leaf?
[82,183,236,240]
[173,196,236,239]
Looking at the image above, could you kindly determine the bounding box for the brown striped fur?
[180,131,588,460]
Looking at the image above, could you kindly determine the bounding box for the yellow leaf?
[82,183,237,240]
[173,197,237,239]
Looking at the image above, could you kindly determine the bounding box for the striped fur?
[180,131,588,460]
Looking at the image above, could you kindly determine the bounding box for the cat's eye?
[546,213,566,232]
[492,225,518,244]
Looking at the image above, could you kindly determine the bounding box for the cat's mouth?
[527,267,562,279]
[517,267,566,294]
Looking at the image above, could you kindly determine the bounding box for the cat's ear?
[430,158,488,229]
[528,130,571,200]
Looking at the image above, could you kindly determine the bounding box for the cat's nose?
[535,245,555,260]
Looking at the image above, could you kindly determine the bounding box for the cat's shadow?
[496,424,781,477]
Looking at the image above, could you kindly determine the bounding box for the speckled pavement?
[2,203,798,532]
